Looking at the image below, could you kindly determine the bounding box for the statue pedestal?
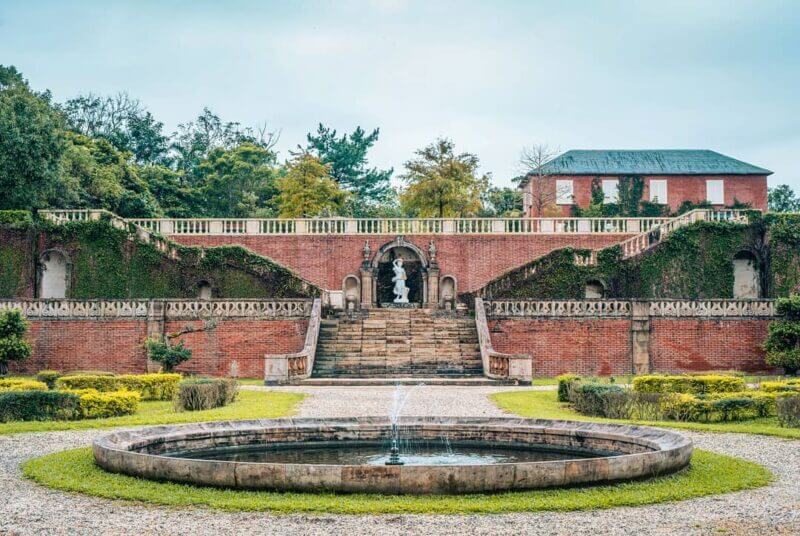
[380,302,420,309]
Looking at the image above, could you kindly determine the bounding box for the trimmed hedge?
[62,389,140,419]
[556,374,580,402]
[35,370,61,389]
[0,390,80,422]
[632,375,745,395]
[660,391,775,422]
[175,378,239,411]
[776,395,800,428]
[760,380,800,393]
[56,373,180,400]
[569,384,624,416]
[0,379,49,392]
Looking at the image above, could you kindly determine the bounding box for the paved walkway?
[0,386,798,535]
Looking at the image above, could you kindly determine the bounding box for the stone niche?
[361,236,441,308]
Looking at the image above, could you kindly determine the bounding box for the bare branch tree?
[518,144,566,216]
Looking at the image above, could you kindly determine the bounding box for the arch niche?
[37,249,70,299]
[371,237,428,306]
[732,250,761,299]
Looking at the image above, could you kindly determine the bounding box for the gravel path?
[1,386,798,535]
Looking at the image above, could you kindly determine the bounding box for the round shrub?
[776,394,800,428]
[556,374,580,402]
[175,378,239,412]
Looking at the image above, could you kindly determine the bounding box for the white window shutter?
[706,180,724,204]
[556,180,573,205]
[649,180,668,203]
[602,179,619,202]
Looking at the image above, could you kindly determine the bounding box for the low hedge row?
[56,374,180,400]
[632,375,745,395]
[0,391,80,422]
[175,378,238,411]
[0,379,49,392]
[0,388,139,422]
[760,379,800,393]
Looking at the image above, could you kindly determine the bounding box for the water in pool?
[167,441,607,466]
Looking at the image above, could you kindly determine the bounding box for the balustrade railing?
[484,299,775,318]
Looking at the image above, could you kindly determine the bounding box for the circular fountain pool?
[93,417,692,494]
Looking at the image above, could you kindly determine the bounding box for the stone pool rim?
[92,417,693,495]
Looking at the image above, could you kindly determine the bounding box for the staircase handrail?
[264,298,322,384]
[474,298,532,382]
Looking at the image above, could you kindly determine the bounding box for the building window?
[602,179,619,202]
[706,180,724,205]
[649,180,668,203]
[556,180,573,205]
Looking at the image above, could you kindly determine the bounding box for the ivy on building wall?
[0,212,319,299]
[764,213,800,297]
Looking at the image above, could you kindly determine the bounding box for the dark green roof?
[528,150,772,177]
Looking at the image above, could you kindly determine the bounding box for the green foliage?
[481,187,523,217]
[776,395,800,428]
[556,374,580,402]
[760,379,800,393]
[56,373,181,401]
[400,138,488,217]
[63,388,140,419]
[764,296,800,374]
[617,175,644,216]
[660,392,776,423]
[568,383,624,416]
[145,338,192,373]
[0,309,31,375]
[768,185,800,213]
[276,153,347,217]
[305,124,393,215]
[35,370,61,389]
[764,214,800,296]
[632,375,746,395]
[0,210,33,225]
[0,390,80,422]
[0,379,49,392]
[175,378,239,411]
[0,76,66,209]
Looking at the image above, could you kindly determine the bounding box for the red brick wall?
[10,318,307,377]
[649,318,773,373]
[489,319,633,376]
[170,234,632,292]
[527,174,768,216]
[489,317,774,376]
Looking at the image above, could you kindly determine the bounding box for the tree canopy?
[276,153,347,217]
[769,185,800,213]
[400,138,488,217]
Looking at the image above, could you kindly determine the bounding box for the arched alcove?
[38,250,70,299]
[342,275,360,310]
[584,279,605,299]
[440,275,457,309]
[197,281,213,300]
[371,237,428,306]
[733,251,760,299]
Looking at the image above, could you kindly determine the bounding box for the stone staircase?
[312,308,483,378]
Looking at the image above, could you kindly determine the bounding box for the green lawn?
[23,447,769,515]
[492,390,800,439]
[0,390,305,435]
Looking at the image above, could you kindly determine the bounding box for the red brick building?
[520,150,771,216]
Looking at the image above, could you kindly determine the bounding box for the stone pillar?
[145,300,166,373]
[360,267,374,308]
[630,301,650,375]
[426,266,440,307]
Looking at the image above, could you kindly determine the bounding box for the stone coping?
[93,417,693,495]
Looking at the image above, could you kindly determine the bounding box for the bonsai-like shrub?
[765,295,800,375]
[35,370,61,389]
[145,338,192,372]
[0,309,31,376]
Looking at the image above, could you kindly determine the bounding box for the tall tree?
[769,185,800,213]
[518,144,565,216]
[171,108,278,178]
[0,66,66,210]
[400,138,488,217]
[62,92,169,165]
[276,153,347,217]
[481,187,523,217]
[305,124,392,215]
[195,143,279,217]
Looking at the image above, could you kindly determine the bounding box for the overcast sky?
[1,0,798,189]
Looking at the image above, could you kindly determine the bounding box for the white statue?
[391,258,410,303]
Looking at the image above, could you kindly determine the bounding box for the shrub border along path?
[2,385,796,534]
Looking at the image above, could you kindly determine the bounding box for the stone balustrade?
[474,298,532,382]
[0,299,313,319]
[484,299,776,319]
[264,298,322,384]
